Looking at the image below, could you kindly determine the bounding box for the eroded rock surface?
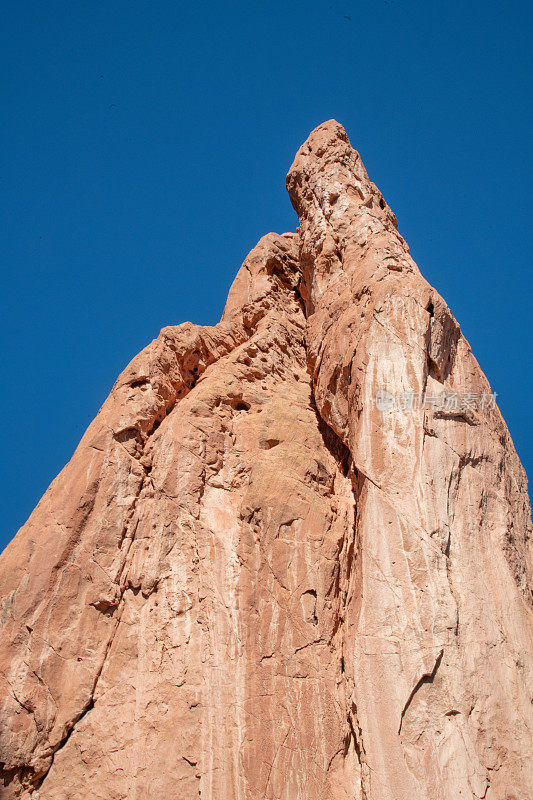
[1,121,532,800]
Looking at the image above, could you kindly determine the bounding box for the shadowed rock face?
[1,121,532,800]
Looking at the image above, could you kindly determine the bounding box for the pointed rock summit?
[1,121,532,800]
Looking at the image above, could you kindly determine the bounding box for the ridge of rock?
[0,121,532,800]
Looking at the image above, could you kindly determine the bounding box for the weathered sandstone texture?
[1,121,532,800]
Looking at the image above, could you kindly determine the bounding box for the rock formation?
[1,121,532,800]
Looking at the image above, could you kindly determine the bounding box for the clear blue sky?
[1,0,532,551]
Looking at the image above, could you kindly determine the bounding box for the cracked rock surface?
[1,121,532,800]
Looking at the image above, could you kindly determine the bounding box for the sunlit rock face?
[1,121,532,800]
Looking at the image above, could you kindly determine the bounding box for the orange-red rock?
[1,121,532,800]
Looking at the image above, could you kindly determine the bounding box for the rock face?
[1,121,532,800]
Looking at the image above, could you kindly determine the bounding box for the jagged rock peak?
[0,121,532,800]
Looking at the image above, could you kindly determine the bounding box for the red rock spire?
[1,122,531,800]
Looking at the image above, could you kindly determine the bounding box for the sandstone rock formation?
[1,121,532,800]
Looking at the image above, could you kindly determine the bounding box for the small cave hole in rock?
[231,399,251,412]
[427,301,435,317]
[379,197,385,209]
[130,378,149,389]
[302,589,318,625]
[260,439,280,450]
